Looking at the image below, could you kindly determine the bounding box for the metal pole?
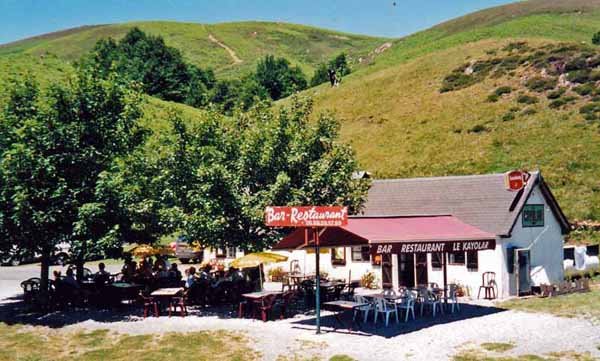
[315,228,321,334]
[442,252,448,306]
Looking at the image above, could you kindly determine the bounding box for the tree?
[593,31,600,45]
[150,97,370,252]
[0,70,147,301]
[255,55,307,100]
[310,53,351,87]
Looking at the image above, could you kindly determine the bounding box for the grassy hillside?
[302,0,600,223]
[0,21,386,78]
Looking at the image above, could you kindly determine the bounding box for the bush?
[525,76,557,92]
[574,84,595,96]
[565,56,588,71]
[502,112,515,121]
[567,69,591,84]
[487,94,500,103]
[549,99,567,109]
[360,271,377,289]
[522,108,537,116]
[593,31,600,45]
[517,94,539,104]
[547,88,566,99]
[469,124,489,133]
[494,86,513,96]
[440,73,477,92]
[580,102,600,120]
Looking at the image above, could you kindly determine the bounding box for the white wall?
[272,247,382,285]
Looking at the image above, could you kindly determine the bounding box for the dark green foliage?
[547,88,566,99]
[574,84,595,96]
[440,72,478,92]
[549,96,576,109]
[525,77,557,92]
[494,86,513,96]
[0,71,147,292]
[521,107,537,116]
[565,56,588,71]
[256,55,307,100]
[567,69,591,83]
[486,94,499,103]
[310,53,351,87]
[84,27,215,107]
[502,112,515,121]
[580,102,600,120]
[593,31,600,46]
[517,94,539,104]
[502,42,530,53]
[468,124,489,133]
[139,97,369,251]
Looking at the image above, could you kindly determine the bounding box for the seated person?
[169,263,182,281]
[155,264,170,279]
[94,262,111,285]
[185,267,197,288]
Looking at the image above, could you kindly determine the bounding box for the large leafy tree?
[255,55,307,100]
[0,71,147,297]
[310,53,351,87]
[148,97,369,252]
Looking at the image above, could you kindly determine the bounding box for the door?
[516,249,531,295]
[415,253,428,286]
[398,253,415,288]
[381,254,393,289]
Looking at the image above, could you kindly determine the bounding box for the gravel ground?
[2,264,599,360]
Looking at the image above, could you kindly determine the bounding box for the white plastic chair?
[353,295,374,323]
[447,284,461,313]
[419,287,442,317]
[382,288,397,297]
[373,296,398,326]
[396,290,416,322]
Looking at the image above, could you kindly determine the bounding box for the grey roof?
[359,171,569,236]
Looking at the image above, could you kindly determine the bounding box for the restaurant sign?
[265,206,348,227]
[372,239,496,255]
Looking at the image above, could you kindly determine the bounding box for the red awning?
[271,215,496,252]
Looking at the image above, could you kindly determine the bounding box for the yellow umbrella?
[230,252,288,290]
[230,252,288,269]
[130,244,159,258]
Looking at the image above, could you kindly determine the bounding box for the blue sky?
[0,0,516,45]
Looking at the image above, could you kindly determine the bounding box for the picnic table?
[151,287,184,316]
[323,300,369,331]
[108,282,143,305]
[239,291,283,320]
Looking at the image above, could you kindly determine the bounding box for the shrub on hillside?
[494,86,513,96]
[567,69,591,84]
[593,31,600,46]
[469,124,489,133]
[547,88,566,99]
[521,107,537,116]
[487,94,499,103]
[440,73,477,92]
[525,77,557,92]
[574,84,595,96]
[580,102,600,120]
[517,94,539,104]
[502,112,515,122]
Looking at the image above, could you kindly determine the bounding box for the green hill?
[0,21,386,78]
[3,0,600,227]
[302,0,600,224]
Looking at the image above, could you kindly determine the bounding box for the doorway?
[415,253,428,286]
[516,249,532,295]
[398,253,415,288]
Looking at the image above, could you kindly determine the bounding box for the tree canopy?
[134,97,369,252]
[0,70,148,290]
[310,53,351,87]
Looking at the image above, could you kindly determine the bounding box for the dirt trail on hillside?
[208,34,242,64]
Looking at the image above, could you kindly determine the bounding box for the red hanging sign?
[265,206,348,227]
[504,170,530,191]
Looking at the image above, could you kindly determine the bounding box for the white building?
[273,171,569,298]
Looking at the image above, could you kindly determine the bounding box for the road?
[0,262,123,301]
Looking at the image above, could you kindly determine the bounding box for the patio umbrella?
[230,252,288,290]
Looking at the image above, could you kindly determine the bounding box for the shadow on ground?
[290,304,507,338]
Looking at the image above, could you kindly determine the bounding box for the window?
[216,247,236,258]
[351,246,370,262]
[331,247,346,265]
[431,253,443,270]
[523,204,544,227]
[467,251,478,271]
[448,251,465,265]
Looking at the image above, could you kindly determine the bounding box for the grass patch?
[499,290,600,320]
[454,349,595,361]
[0,323,257,361]
[517,94,539,104]
[329,356,357,361]
[481,342,515,353]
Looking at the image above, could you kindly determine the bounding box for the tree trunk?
[39,251,51,310]
[76,257,85,283]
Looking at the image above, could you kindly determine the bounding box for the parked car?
[174,240,204,264]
